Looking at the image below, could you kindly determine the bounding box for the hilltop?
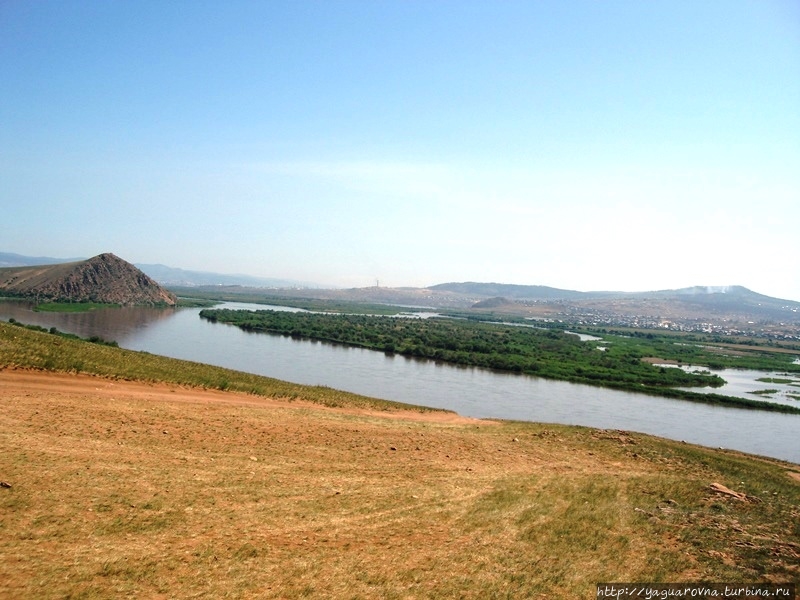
[0,253,176,306]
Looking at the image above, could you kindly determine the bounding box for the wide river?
[2,301,799,464]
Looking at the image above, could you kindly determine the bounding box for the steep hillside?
[0,253,176,306]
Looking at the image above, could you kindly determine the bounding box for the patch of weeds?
[233,542,260,560]
[748,389,778,396]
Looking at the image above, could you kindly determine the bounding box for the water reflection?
[0,300,178,342]
[662,364,800,407]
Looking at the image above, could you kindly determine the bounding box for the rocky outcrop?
[0,253,177,306]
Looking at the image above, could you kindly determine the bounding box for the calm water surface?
[2,301,798,464]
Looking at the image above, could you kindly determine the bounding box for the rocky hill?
[0,253,177,306]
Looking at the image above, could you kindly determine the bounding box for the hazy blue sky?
[2,1,799,300]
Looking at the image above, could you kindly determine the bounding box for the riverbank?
[3,303,800,462]
[1,352,799,596]
[198,308,800,414]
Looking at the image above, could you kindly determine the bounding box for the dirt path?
[0,367,489,425]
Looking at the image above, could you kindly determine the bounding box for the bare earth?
[0,369,481,424]
[2,369,798,598]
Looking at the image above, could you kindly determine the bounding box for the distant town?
[549,305,800,341]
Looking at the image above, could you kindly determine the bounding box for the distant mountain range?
[430,281,795,306]
[2,252,798,329]
[0,252,82,268]
[135,263,322,289]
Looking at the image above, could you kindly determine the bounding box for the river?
[1,300,798,464]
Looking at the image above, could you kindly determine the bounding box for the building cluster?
[554,307,800,341]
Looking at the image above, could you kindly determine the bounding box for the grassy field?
[1,321,799,598]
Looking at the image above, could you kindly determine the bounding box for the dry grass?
[1,323,799,598]
[1,370,799,599]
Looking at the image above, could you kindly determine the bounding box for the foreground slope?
[0,325,798,598]
[0,253,176,306]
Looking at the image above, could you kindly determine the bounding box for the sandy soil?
[0,368,486,425]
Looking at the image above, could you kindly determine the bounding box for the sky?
[1,1,799,300]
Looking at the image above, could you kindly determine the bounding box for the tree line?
[201,309,728,385]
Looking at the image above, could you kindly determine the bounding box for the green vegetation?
[6,318,118,347]
[757,377,795,384]
[169,288,411,314]
[0,320,433,412]
[33,301,120,312]
[199,309,800,413]
[584,326,800,370]
[175,297,219,308]
[31,297,213,310]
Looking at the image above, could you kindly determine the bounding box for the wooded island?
[199,308,800,413]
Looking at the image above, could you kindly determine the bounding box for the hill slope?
[430,281,591,300]
[0,325,798,598]
[0,253,176,306]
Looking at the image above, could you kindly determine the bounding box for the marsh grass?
[1,322,799,598]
